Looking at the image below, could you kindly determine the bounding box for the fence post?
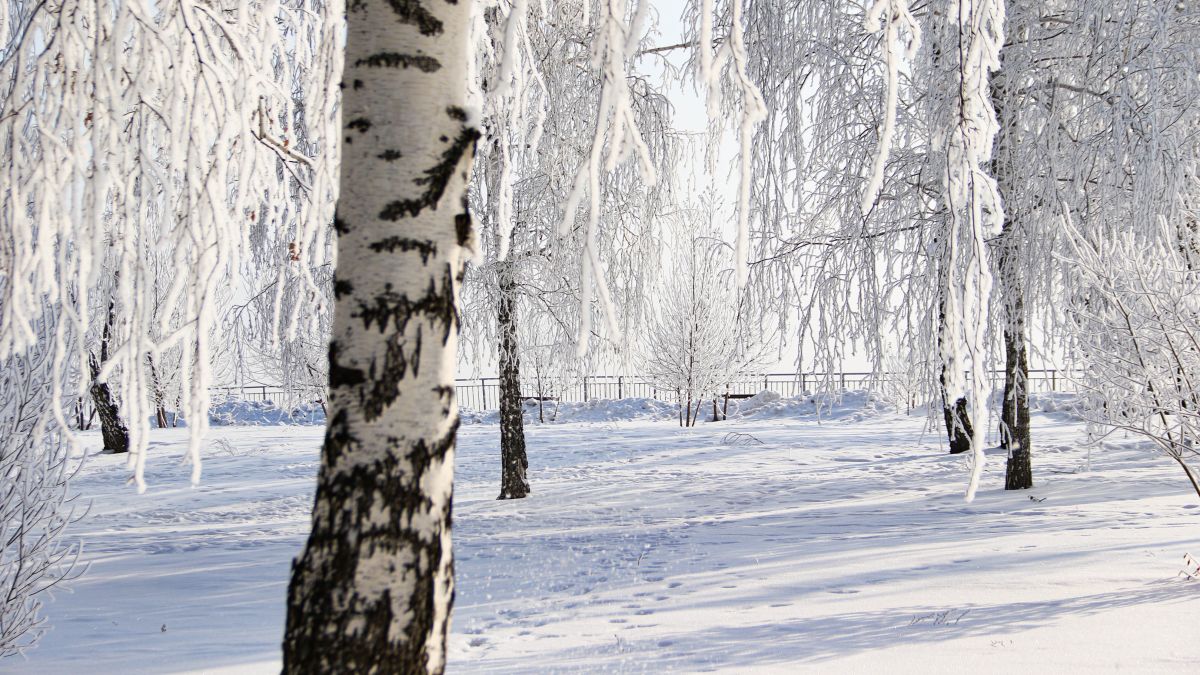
[1051,369,1057,391]
[583,375,589,402]
[480,378,486,409]
[618,376,623,399]
[763,374,768,391]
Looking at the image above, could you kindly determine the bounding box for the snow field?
[22,397,1200,673]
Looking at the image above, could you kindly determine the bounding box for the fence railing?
[210,385,289,403]
[452,369,1076,412]
[209,369,1075,412]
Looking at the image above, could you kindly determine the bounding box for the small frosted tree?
[641,208,762,426]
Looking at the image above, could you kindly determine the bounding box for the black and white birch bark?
[496,259,530,500]
[992,83,1032,490]
[283,1,478,672]
[89,292,129,454]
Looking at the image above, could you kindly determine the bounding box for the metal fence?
[452,369,1075,412]
[210,385,289,403]
[210,369,1075,412]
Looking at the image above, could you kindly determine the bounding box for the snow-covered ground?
[19,394,1200,673]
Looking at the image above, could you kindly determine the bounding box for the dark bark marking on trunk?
[378,149,403,161]
[378,126,481,221]
[385,0,444,36]
[356,52,442,72]
[455,209,471,248]
[347,117,372,133]
[334,216,351,234]
[360,328,424,421]
[354,265,457,343]
[368,236,437,263]
[329,342,367,389]
[334,278,354,300]
[433,385,454,420]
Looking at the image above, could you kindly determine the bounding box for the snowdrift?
[206,398,326,427]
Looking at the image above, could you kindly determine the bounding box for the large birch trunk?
[283,1,478,672]
[496,261,530,500]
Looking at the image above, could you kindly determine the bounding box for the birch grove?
[2,0,1200,669]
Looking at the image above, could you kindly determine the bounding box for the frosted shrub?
[0,329,82,658]
[1064,215,1200,498]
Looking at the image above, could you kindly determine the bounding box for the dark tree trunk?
[938,296,974,455]
[997,220,1032,488]
[496,263,529,500]
[89,355,129,454]
[89,290,128,453]
[146,354,170,429]
[941,382,974,455]
[1001,325,1032,489]
[992,43,1033,490]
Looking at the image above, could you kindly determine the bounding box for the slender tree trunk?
[998,224,1032,488]
[283,2,478,672]
[938,297,974,455]
[146,354,170,429]
[496,262,529,500]
[89,291,128,453]
[941,384,974,455]
[535,369,545,423]
[89,355,129,454]
[991,36,1032,490]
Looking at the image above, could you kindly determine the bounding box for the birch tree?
[280,0,476,668]
[464,0,674,499]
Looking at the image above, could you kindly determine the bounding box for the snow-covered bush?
[1063,215,1200,498]
[0,325,83,657]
